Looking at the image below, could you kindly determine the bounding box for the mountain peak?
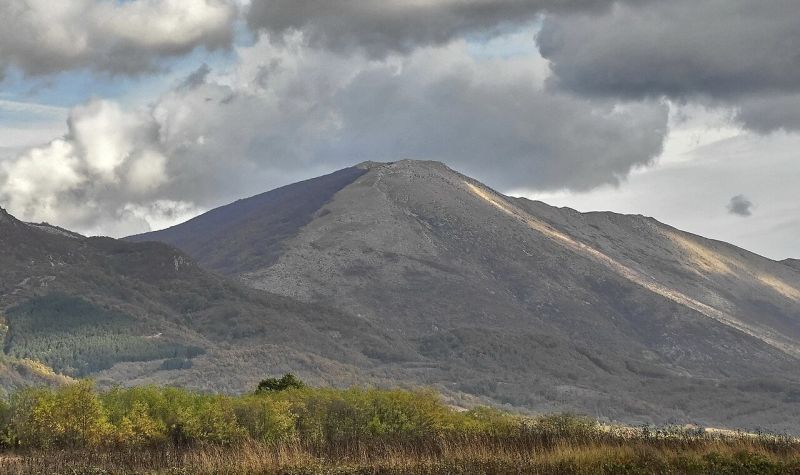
[384,159,454,172]
[355,159,454,174]
[128,165,370,274]
[355,160,390,170]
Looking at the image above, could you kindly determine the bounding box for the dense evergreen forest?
[4,295,203,377]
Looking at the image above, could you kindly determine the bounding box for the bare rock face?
[129,160,800,431]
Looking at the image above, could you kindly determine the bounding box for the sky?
[0,0,798,260]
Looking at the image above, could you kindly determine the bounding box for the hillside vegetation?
[1,379,800,474]
[5,295,202,377]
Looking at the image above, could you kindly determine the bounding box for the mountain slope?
[130,160,800,431]
[783,259,800,272]
[129,166,367,275]
[0,206,399,392]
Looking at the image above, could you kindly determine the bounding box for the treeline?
[0,378,536,449]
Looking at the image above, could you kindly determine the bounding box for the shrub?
[0,380,595,450]
[8,381,110,448]
[256,374,305,393]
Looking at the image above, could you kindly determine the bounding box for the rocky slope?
[130,161,800,431]
[783,259,800,272]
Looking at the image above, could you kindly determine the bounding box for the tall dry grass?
[2,430,800,474]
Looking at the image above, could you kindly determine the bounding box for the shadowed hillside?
[128,166,367,275]
[0,206,400,392]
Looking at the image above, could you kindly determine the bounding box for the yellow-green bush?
[267,387,472,444]
[0,380,531,449]
[232,396,296,442]
[7,381,110,448]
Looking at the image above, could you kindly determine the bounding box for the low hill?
[130,160,800,431]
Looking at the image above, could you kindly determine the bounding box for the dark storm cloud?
[734,94,800,133]
[728,195,754,217]
[246,0,650,58]
[537,0,800,100]
[0,0,236,77]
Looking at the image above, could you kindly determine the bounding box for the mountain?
[128,166,368,276]
[783,259,800,272]
[0,205,399,393]
[130,160,800,431]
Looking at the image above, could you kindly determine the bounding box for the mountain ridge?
[128,166,368,275]
[129,160,800,431]
[783,259,800,272]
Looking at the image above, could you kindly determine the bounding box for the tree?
[57,380,110,447]
[8,381,110,448]
[114,401,165,447]
[256,373,305,393]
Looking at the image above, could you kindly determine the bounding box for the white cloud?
[127,151,169,193]
[70,101,145,180]
[0,98,174,232]
[0,139,85,223]
[0,30,671,235]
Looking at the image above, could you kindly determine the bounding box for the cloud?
[249,0,800,135]
[325,52,668,191]
[0,0,237,77]
[535,0,800,134]
[537,0,800,100]
[0,33,669,235]
[520,124,800,260]
[164,33,668,191]
[734,94,800,133]
[728,195,754,217]
[179,63,213,89]
[0,99,177,232]
[246,0,648,58]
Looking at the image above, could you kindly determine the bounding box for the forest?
[4,295,203,377]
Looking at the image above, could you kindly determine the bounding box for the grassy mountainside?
[129,161,800,432]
